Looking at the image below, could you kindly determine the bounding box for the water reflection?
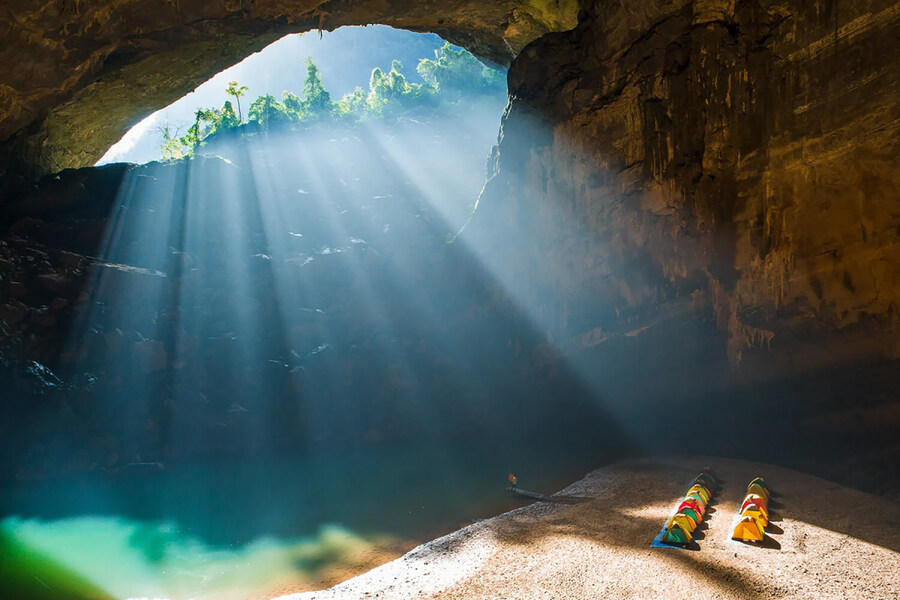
[2,516,408,600]
[1,442,609,599]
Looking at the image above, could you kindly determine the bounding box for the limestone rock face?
[470,0,900,388]
[0,0,580,177]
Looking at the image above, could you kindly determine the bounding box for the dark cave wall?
[472,0,900,380]
[458,0,900,488]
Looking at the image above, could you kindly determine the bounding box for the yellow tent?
[667,512,697,533]
[732,515,765,542]
[687,485,711,503]
[741,505,769,527]
[746,483,770,501]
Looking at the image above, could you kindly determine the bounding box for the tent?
[686,492,708,507]
[687,486,711,503]
[679,506,702,525]
[695,474,716,488]
[677,498,705,517]
[741,505,769,527]
[662,521,693,545]
[732,515,766,542]
[748,477,769,493]
[667,513,697,533]
[741,495,768,515]
[746,483,770,501]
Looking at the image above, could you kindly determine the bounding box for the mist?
[0,26,625,600]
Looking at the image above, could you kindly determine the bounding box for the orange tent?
[741,505,769,527]
[732,515,765,542]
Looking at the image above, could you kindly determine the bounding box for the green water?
[1,517,394,600]
[0,442,606,599]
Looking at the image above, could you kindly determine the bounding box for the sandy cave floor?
[275,456,900,600]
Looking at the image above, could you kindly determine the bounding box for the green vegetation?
[226,81,249,121]
[161,43,505,160]
[416,44,505,100]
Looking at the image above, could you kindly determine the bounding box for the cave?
[1,1,899,598]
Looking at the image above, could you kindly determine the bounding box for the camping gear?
[679,506,702,525]
[695,474,716,487]
[732,477,772,543]
[686,492,708,507]
[740,496,768,517]
[667,512,697,532]
[677,498,705,517]
[732,515,765,542]
[661,521,693,544]
[746,483,769,501]
[687,485,711,503]
[653,469,718,548]
[742,505,768,527]
[748,477,770,493]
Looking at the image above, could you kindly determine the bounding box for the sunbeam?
[0,21,641,600]
[3,3,900,600]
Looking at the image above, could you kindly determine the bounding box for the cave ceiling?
[0,0,581,176]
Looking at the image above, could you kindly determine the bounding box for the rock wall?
[472,0,900,385]
[0,0,580,182]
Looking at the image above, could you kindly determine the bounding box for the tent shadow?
[761,534,782,549]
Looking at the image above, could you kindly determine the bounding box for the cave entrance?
[96,25,508,228]
[0,26,609,600]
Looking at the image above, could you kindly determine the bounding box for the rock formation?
[471,0,900,381]
[1,1,898,489]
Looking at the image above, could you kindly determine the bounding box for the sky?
[98,26,447,165]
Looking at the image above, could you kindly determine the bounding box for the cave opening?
[2,2,899,598]
[0,25,624,599]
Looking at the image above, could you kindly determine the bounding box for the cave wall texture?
[0,1,899,480]
[471,0,900,375]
